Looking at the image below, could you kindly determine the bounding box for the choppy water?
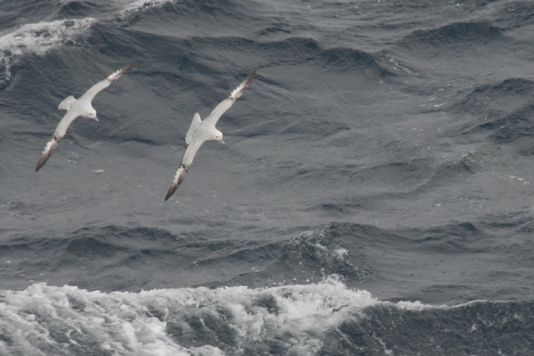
[1,0,534,354]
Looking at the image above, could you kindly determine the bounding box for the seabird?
[35,64,133,172]
[164,69,256,201]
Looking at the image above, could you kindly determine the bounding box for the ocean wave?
[3,214,533,292]
[278,118,350,136]
[406,221,486,253]
[257,37,394,74]
[326,297,534,355]
[397,21,503,53]
[56,0,102,17]
[118,0,175,19]
[0,223,375,290]
[117,0,239,22]
[451,78,534,114]
[0,279,531,355]
[418,154,479,190]
[0,225,190,290]
[317,47,394,74]
[172,35,395,75]
[486,104,534,143]
[202,228,371,287]
[494,1,534,29]
[0,18,95,84]
[347,158,433,191]
[449,78,534,144]
[0,278,384,355]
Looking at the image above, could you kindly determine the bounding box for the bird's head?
[87,108,99,122]
[214,130,225,144]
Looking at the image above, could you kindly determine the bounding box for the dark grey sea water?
[1,0,534,354]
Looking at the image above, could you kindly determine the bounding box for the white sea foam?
[0,277,434,355]
[0,18,95,81]
[118,0,176,19]
[333,247,349,259]
[0,2,179,83]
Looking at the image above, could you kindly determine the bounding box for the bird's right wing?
[164,139,204,201]
[80,64,133,102]
[203,69,256,127]
[35,110,79,172]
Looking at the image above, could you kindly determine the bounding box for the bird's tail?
[164,165,188,201]
[35,138,60,172]
[58,95,76,111]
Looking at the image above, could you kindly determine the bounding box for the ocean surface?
[1,0,534,354]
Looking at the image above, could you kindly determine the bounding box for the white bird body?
[164,69,256,201]
[35,64,133,172]
[186,116,220,145]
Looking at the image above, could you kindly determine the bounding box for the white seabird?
[164,69,256,201]
[35,64,133,172]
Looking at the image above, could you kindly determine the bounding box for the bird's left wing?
[204,69,256,127]
[80,64,133,102]
[35,110,79,172]
[164,139,204,201]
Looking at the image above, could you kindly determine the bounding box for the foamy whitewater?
[0,278,434,355]
[0,18,95,81]
[1,277,531,355]
[118,0,175,19]
[0,0,175,82]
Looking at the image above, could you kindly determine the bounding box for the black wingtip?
[122,63,135,75]
[237,69,256,94]
[164,167,188,201]
[164,185,178,201]
[35,140,58,173]
[120,62,135,76]
[246,68,256,83]
[35,159,45,172]
[35,153,51,172]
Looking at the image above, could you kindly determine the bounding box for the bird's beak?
[94,117,100,122]
[220,139,225,145]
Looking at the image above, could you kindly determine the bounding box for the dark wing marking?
[35,110,78,172]
[203,69,256,127]
[80,63,133,102]
[35,137,60,172]
[164,140,204,201]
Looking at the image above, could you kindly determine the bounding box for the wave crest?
[398,21,503,54]
[0,18,95,84]
[0,280,531,355]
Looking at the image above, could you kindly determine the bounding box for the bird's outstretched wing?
[204,69,256,127]
[35,110,79,172]
[164,139,204,201]
[80,63,133,102]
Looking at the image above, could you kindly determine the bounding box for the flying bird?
[164,69,256,201]
[35,64,133,172]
